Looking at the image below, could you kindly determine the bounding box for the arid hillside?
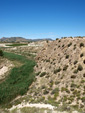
[27,37,85,112]
[0,38,85,113]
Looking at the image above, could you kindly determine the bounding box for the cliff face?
[28,37,85,111]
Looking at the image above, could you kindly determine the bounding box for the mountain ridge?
[0,37,53,42]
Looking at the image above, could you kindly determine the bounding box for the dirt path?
[8,102,79,113]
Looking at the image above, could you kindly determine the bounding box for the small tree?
[0,50,3,56]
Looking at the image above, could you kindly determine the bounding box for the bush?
[68,42,72,47]
[63,65,68,71]
[46,59,50,62]
[36,71,41,76]
[40,72,46,77]
[66,55,69,59]
[62,45,64,47]
[77,64,83,71]
[74,60,78,65]
[83,60,85,64]
[81,97,85,102]
[71,75,76,79]
[43,90,49,95]
[51,88,59,94]
[71,83,77,88]
[73,69,78,73]
[54,67,61,74]
[80,53,84,57]
[80,43,84,47]
[0,50,3,56]
[83,73,85,77]
[56,38,59,40]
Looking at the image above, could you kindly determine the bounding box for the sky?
[0,0,85,39]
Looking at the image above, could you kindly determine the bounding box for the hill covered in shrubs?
[27,37,85,112]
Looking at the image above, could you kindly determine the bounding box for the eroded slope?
[28,38,85,112]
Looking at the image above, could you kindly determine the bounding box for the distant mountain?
[29,38,53,42]
[0,37,28,43]
[0,37,53,43]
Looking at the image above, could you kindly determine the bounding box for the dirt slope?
[28,37,85,112]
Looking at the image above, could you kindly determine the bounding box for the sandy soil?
[0,60,13,80]
[0,66,9,76]
[8,102,79,113]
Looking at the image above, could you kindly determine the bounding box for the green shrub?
[66,55,69,59]
[0,50,3,56]
[43,90,49,95]
[61,87,69,93]
[46,59,50,62]
[36,71,41,76]
[63,65,68,71]
[77,64,83,71]
[71,75,76,79]
[80,43,84,47]
[80,53,84,57]
[54,67,61,74]
[58,40,61,42]
[62,45,64,47]
[68,42,72,47]
[81,97,85,102]
[56,38,59,40]
[40,72,46,77]
[51,88,59,94]
[55,81,60,85]
[83,73,85,77]
[46,40,49,43]
[41,85,45,89]
[74,60,78,65]
[71,83,77,88]
[83,60,85,64]
[73,69,78,73]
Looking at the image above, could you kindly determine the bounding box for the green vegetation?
[80,53,84,57]
[74,60,78,65]
[65,55,69,59]
[73,69,78,73]
[80,43,84,47]
[81,97,85,102]
[77,64,83,71]
[51,88,59,94]
[54,67,61,74]
[63,65,68,71]
[6,43,28,47]
[11,107,53,113]
[43,90,49,95]
[68,42,72,47]
[83,60,85,64]
[73,44,76,50]
[40,72,46,77]
[0,49,3,56]
[0,52,36,104]
[71,75,76,79]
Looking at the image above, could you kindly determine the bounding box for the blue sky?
[0,0,85,39]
